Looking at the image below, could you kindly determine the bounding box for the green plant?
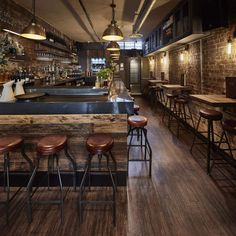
[96,68,113,81]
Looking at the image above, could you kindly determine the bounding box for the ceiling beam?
[61,0,97,41]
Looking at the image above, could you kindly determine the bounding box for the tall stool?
[190,109,223,174]
[162,93,178,127]
[79,133,117,225]
[155,87,165,105]
[219,119,236,158]
[26,135,76,223]
[127,115,152,177]
[173,97,195,137]
[0,135,33,223]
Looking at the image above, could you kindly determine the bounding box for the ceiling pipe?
[133,0,156,33]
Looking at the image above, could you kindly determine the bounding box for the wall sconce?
[149,56,155,66]
[180,45,189,62]
[227,37,233,55]
[227,28,236,55]
[161,52,167,64]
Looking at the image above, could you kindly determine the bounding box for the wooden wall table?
[162,84,192,91]
[148,80,169,86]
[190,94,236,107]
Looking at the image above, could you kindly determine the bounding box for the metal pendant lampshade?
[21,0,46,40]
[106,41,120,51]
[102,0,123,41]
[110,50,120,56]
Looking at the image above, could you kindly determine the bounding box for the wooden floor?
[1,97,236,236]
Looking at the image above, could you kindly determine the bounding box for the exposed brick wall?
[150,25,236,95]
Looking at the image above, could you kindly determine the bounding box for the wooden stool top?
[199,109,223,121]
[222,119,236,135]
[86,133,114,155]
[175,98,188,104]
[37,135,67,156]
[128,115,148,127]
[0,136,23,154]
[166,93,178,99]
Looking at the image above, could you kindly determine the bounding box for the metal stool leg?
[190,116,201,153]
[64,146,77,191]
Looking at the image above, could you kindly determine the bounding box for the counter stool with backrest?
[79,133,117,225]
[26,135,76,224]
[127,115,152,177]
[173,97,195,137]
[219,119,236,158]
[190,109,224,174]
[0,135,33,223]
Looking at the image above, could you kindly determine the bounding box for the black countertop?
[0,83,133,115]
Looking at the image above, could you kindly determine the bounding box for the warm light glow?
[106,41,120,51]
[180,52,184,62]
[227,39,232,55]
[21,33,46,40]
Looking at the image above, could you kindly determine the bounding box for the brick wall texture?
[152,25,236,95]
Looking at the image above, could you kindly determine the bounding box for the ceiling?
[13,0,181,42]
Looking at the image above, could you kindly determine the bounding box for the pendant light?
[102,0,123,41]
[106,41,120,51]
[110,50,120,56]
[21,0,46,40]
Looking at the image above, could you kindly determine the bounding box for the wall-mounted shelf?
[143,0,228,56]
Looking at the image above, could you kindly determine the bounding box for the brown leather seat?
[199,109,223,121]
[222,119,236,135]
[128,115,148,127]
[134,104,140,112]
[0,136,23,154]
[166,93,178,100]
[86,133,114,155]
[175,98,188,104]
[37,135,67,155]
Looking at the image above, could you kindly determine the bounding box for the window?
[117,41,143,50]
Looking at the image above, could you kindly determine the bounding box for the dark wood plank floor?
[1,97,236,236]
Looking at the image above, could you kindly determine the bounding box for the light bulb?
[227,39,232,55]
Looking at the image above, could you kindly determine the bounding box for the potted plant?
[96,68,113,87]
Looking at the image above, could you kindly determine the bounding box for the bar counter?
[0,80,133,186]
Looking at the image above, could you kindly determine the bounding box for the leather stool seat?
[199,109,223,120]
[0,136,24,154]
[222,119,236,135]
[37,135,67,155]
[128,115,148,127]
[166,93,178,98]
[134,104,140,113]
[86,133,114,155]
[175,98,188,104]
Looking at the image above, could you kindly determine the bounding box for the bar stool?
[127,115,152,177]
[155,87,165,105]
[162,93,178,127]
[219,119,236,158]
[0,135,33,223]
[173,97,195,137]
[26,135,76,223]
[190,109,223,174]
[134,104,140,115]
[79,133,117,225]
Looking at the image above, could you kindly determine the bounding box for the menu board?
[162,15,174,44]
